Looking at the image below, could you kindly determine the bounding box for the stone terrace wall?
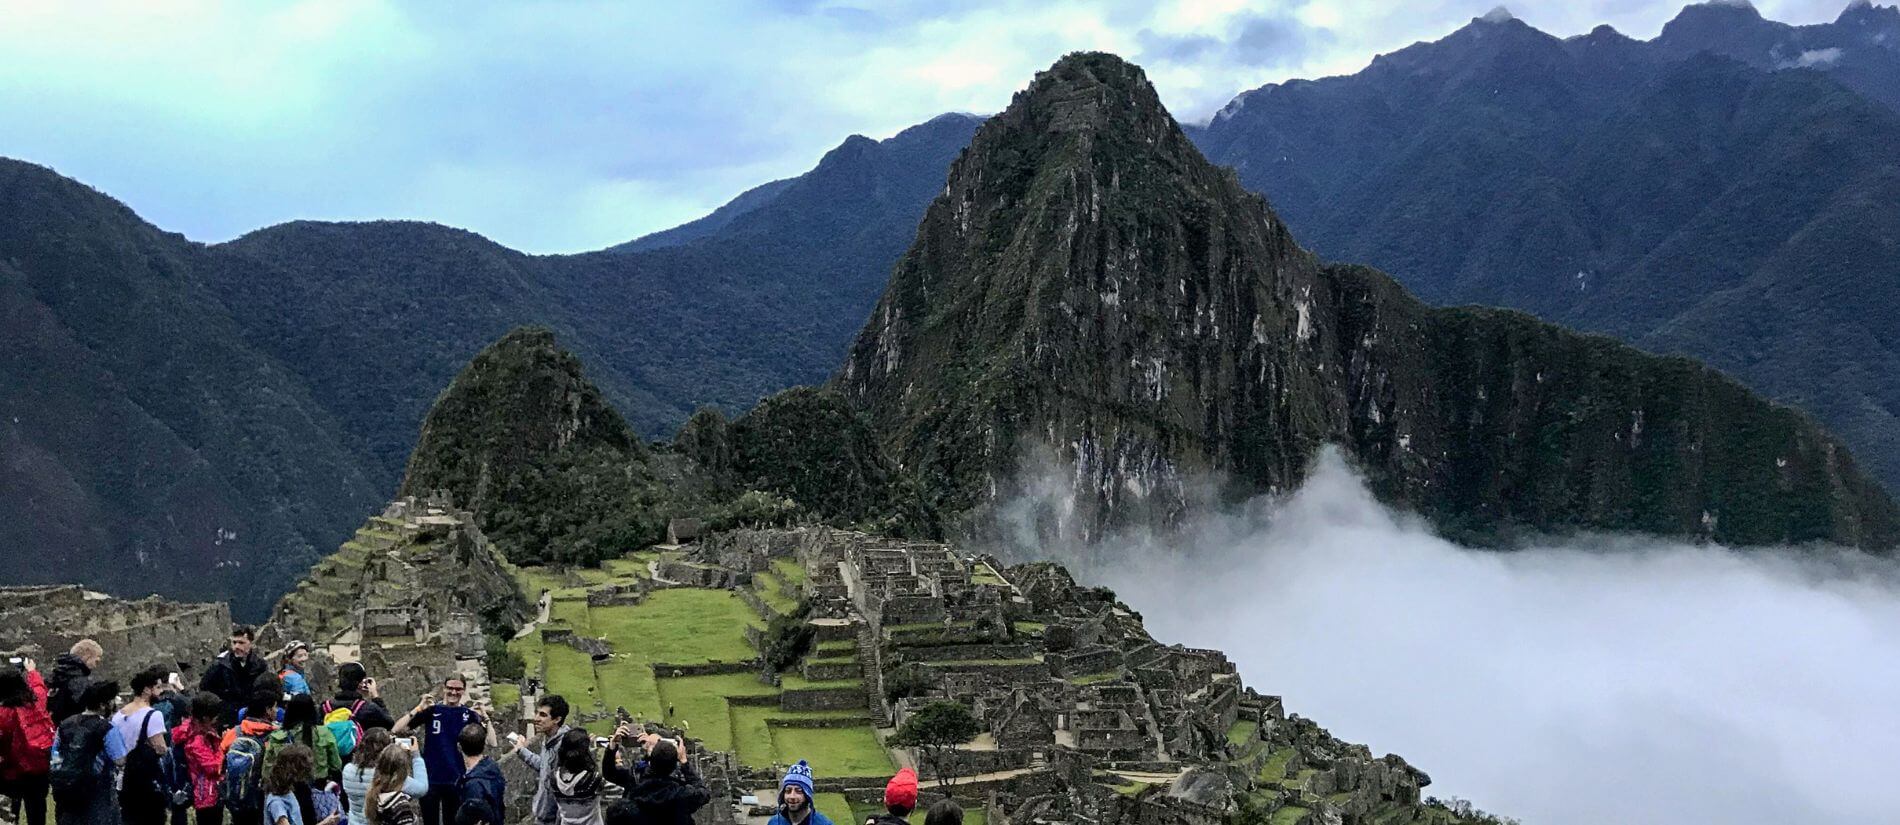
[0,585,230,682]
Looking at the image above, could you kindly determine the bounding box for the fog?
[1022,448,1900,824]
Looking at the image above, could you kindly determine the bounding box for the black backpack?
[49,716,109,796]
[119,709,169,804]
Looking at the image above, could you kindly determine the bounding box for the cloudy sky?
[0,0,1856,252]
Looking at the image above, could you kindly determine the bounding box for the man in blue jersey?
[394,674,485,825]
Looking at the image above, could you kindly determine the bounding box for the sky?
[1024,448,1900,825]
[0,0,1860,253]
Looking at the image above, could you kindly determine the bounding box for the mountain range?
[1187,1,1900,491]
[5,2,1899,613]
[837,50,1896,549]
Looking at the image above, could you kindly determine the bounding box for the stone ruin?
[264,494,530,709]
[671,526,1449,825]
[0,585,232,683]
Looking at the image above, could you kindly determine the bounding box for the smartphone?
[593,736,611,748]
[6,657,21,665]
[398,737,415,749]
[506,732,523,744]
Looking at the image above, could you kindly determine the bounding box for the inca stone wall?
[0,585,230,683]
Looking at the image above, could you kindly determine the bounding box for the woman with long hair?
[340,731,426,825]
[0,659,54,825]
[364,744,420,825]
[169,692,225,825]
[550,728,604,825]
[264,744,339,825]
[267,695,340,784]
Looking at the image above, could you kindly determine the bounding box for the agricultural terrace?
[508,549,893,780]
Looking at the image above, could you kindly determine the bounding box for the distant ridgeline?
[835,52,1900,550]
[7,3,1900,615]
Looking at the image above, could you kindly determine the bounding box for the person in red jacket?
[0,657,55,825]
[172,692,226,825]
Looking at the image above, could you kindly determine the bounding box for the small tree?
[891,701,980,789]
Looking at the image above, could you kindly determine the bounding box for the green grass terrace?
[507,552,893,778]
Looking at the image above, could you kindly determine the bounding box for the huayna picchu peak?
[399,326,664,566]
[838,51,1900,549]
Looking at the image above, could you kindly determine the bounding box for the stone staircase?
[854,622,891,728]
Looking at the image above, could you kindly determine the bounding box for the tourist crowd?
[1,627,950,825]
[0,628,508,825]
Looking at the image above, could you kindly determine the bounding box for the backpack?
[119,709,169,803]
[219,731,266,812]
[48,716,109,796]
[163,727,194,806]
[321,699,366,758]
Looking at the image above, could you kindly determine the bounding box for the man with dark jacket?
[324,662,395,730]
[44,639,101,725]
[603,734,709,825]
[452,724,505,824]
[199,625,266,727]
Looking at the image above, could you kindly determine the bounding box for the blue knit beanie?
[782,759,815,798]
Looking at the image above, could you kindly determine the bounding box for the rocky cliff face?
[837,52,1900,549]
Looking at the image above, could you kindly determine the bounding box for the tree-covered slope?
[398,326,662,566]
[0,159,380,618]
[836,52,1899,549]
[1189,7,1900,490]
[674,387,936,536]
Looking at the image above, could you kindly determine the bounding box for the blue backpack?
[218,732,266,812]
[163,731,192,806]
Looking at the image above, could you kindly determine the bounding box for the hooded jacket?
[551,767,605,825]
[601,748,709,825]
[0,669,53,780]
[44,654,91,726]
[455,756,507,824]
[514,724,570,825]
[220,716,279,753]
[172,717,223,809]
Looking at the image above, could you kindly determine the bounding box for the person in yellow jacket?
[264,694,342,783]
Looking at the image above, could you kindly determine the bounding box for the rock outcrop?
[836,51,1900,550]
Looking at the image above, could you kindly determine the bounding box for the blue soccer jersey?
[416,705,482,786]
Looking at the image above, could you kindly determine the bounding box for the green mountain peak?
[837,52,1900,549]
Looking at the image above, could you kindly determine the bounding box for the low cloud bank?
[1030,448,1900,824]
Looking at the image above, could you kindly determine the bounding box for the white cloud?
[0,1,1859,252]
[1018,448,1900,824]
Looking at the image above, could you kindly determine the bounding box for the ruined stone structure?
[673,527,1456,825]
[266,495,529,704]
[0,585,231,683]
